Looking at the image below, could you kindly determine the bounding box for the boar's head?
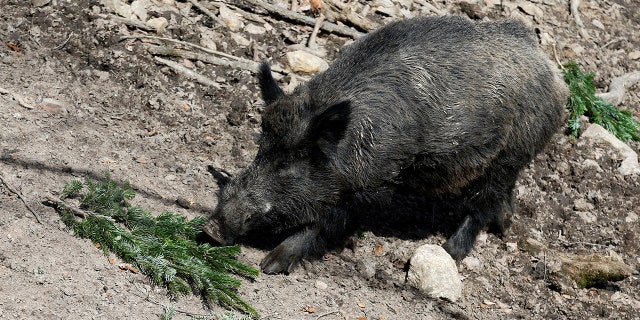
[207,62,351,245]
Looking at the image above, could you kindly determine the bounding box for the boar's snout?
[203,218,228,245]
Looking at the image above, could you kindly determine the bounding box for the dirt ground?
[1,0,639,319]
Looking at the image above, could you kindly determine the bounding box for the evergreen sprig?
[56,172,259,317]
[563,61,640,141]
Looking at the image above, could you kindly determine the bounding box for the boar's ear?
[258,61,284,105]
[309,101,351,150]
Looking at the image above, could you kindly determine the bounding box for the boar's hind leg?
[260,206,353,274]
[443,166,518,260]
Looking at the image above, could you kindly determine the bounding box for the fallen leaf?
[94,243,101,248]
[182,100,190,111]
[6,41,22,53]
[480,303,490,310]
[310,0,323,11]
[357,317,367,320]
[322,253,333,261]
[148,130,158,137]
[373,244,383,255]
[301,306,316,313]
[357,301,365,308]
[108,257,115,264]
[119,263,140,273]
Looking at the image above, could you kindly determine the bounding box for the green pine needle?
[563,61,640,142]
[56,172,259,317]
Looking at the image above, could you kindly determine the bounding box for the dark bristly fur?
[207,16,569,274]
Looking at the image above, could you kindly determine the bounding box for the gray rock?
[462,256,481,271]
[286,50,329,74]
[406,244,462,301]
[573,198,594,212]
[582,124,640,176]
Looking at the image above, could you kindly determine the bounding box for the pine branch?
[50,172,259,317]
[563,61,640,141]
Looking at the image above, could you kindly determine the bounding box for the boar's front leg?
[443,163,518,260]
[260,206,352,274]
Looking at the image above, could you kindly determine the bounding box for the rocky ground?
[0,0,639,319]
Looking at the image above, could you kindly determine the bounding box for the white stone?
[628,51,640,60]
[286,50,329,74]
[582,124,640,175]
[626,212,638,223]
[462,256,481,271]
[573,198,594,212]
[230,33,251,46]
[218,5,243,31]
[245,23,267,35]
[108,0,131,18]
[130,0,148,21]
[315,280,328,290]
[576,211,597,223]
[518,2,543,19]
[146,17,168,33]
[591,19,605,30]
[406,244,462,301]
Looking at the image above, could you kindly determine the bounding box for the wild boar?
[204,15,569,274]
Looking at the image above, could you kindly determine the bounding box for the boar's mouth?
[202,219,226,245]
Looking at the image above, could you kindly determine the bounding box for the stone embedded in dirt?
[32,0,51,7]
[108,0,131,18]
[245,23,267,35]
[218,5,244,31]
[581,124,640,176]
[146,17,168,34]
[462,256,481,271]
[629,51,640,60]
[286,50,329,74]
[406,244,462,302]
[575,211,597,223]
[573,198,595,212]
[356,259,377,279]
[199,29,218,51]
[130,0,148,21]
[581,159,602,172]
[591,19,605,30]
[230,32,251,46]
[518,2,543,20]
[626,212,638,223]
[315,280,328,290]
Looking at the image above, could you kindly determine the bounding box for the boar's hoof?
[260,244,302,274]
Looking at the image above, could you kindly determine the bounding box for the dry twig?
[146,44,289,74]
[308,14,325,49]
[570,0,589,39]
[120,34,244,62]
[53,32,74,50]
[187,0,227,27]
[596,71,640,106]
[153,56,221,88]
[323,0,378,31]
[1,175,42,223]
[94,14,156,31]
[44,194,88,219]
[242,0,364,38]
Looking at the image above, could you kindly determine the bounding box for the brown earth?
[1,0,639,319]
